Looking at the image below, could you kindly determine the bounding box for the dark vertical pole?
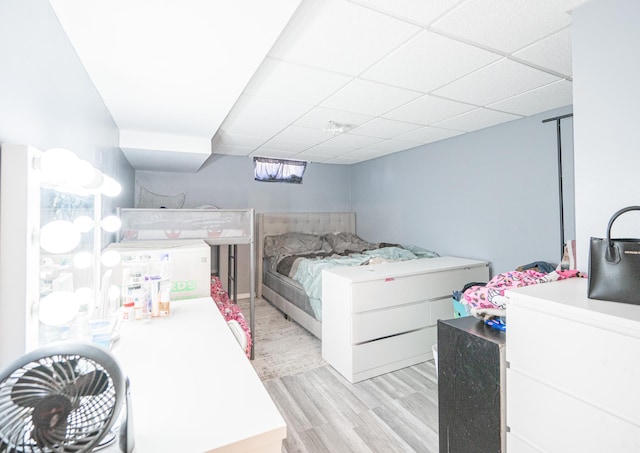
[556,118,565,258]
[542,113,574,260]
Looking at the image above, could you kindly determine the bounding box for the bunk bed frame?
[117,208,256,358]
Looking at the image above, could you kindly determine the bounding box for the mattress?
[263,258,315,319]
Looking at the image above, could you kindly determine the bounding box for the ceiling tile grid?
[49,0,588,169]
[209,0,587,165]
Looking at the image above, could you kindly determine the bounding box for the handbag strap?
[606,206,640,246]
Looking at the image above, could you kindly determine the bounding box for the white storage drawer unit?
[322,256,489,383]
[506,278,640,453]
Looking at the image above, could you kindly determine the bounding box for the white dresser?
[506,278,640,453]
[321,256,489,383]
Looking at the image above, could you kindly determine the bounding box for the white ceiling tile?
[220,116,285,139]
[321,133,383,150]
[431,0,577,53]
[301,145,344,157]
[432,108,522,132]
[363,31,501,93]
[358,139,421,154]
[350,0,465,26]
[260,126,332,151]
[321,79,422,116]
[294,107,374,130]
[212,144,254,156]
[383,94,478,125]
[251,148,299,159]
[396,126,464,143]
[488,80,573,116]
[349,118,423,139]
[324,156,367,165]
[291,151,333,163]
[268,0,421,76]
[514,28,573,77]
[212,132,265,149]
[242,58,352,105]
[433,59,560,106]
[221,94,312,138]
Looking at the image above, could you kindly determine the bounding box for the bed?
[257,212,357,338]
[257,213,491,382]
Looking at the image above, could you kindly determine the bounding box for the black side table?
[437,316,506,453]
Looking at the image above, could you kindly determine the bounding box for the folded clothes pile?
[210,276,252,358]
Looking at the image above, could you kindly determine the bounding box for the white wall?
[0,0,134,208]
[0,0,134,367]
[573,0,640,271]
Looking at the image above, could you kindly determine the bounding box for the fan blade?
[70,370,110,396]
[30,394,71,447]
[10,364,58,408]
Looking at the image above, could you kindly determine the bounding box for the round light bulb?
[40,220,81,254]
[39,148,79,185]
[101,176,122,197]
[73,215,95,233]
[84,169,104,190]
[39,291,80,326]
[101,215,121,233]
[101,250,121,267]
[73,251,93,269]
[72,160,97,187]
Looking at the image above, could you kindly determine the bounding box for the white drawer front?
[507,369,640,453]
[426,265,488,299]
[429,297,455,324]
[508,303,640,425]
[351,274,428,312]
[352,327,434,373]
[352,301,430,344]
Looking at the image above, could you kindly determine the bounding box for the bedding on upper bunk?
[263,232,439,320]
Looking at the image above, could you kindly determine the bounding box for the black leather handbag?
[588,206,640,304]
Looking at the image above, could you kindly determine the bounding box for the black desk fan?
[0,343,134,452]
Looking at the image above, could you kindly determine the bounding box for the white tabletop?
[109,297,286,452]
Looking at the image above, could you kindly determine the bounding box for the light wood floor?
[262,349,440,452]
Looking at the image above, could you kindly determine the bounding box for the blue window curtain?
[253,157,307,184]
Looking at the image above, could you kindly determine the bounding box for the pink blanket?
[210,276,252,358]
[463,269,583,310]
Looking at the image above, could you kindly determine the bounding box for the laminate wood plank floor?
[263,360,440,453]
[245,297,439,452]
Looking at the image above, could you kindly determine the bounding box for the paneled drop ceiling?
[50,0,589,170]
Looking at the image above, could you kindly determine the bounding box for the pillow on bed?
[324,232,377,254]
[264,232,327,258]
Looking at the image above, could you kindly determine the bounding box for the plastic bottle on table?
[158,252,171,317]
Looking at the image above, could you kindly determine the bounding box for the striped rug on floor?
[238,297,327,381]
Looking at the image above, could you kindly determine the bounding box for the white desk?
[110,297,286,452]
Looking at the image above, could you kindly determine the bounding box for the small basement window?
[254,157,307,184]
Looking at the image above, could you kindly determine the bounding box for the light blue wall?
[137,106,574,279]
[573,0,640,271]
[351,106,574,275]
[0,0,134,209]
[135,154,351,212]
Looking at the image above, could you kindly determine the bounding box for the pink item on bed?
[210,276,252,358]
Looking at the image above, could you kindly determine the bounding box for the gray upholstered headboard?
[255,212,356,298]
